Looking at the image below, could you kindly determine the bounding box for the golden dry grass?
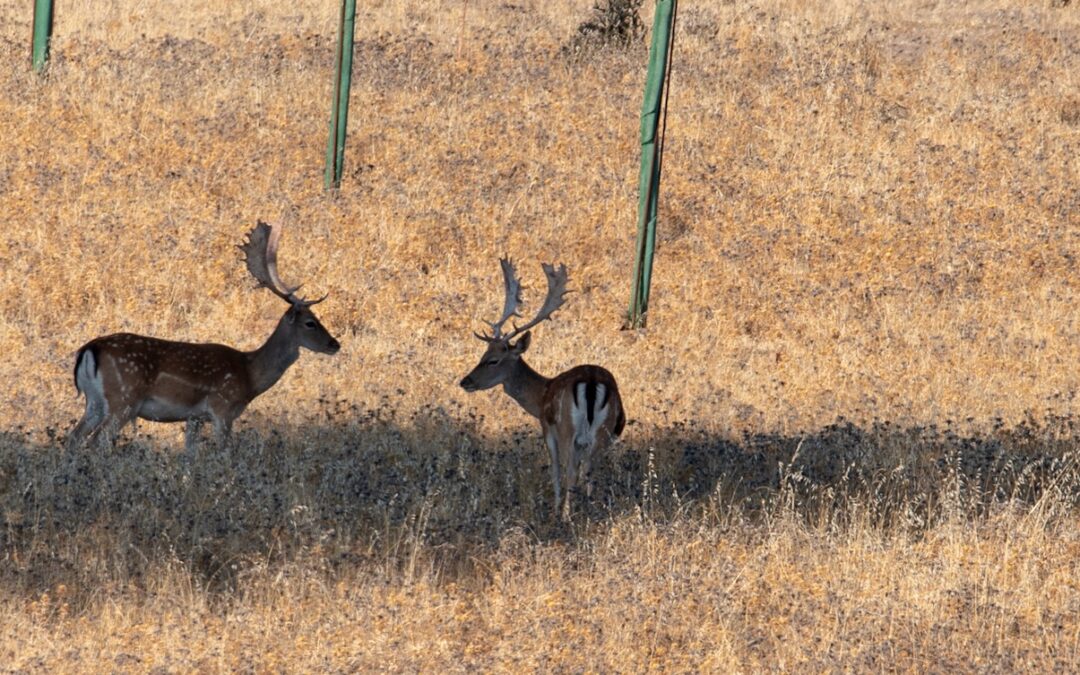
[0,0,1079,671]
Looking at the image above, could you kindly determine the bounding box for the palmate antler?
[239,221,326,307]
[475,257,569,344]
[473,258,522,342]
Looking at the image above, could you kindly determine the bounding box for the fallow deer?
[67,222,340,453]
[460,258,625,521]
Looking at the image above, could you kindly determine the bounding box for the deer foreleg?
[211,415,234,450]
[184,418,204,457]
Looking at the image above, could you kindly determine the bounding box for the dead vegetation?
[0,0,1078,670]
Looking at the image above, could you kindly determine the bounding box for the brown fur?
[541,364,625,520]
[68,304,339,453]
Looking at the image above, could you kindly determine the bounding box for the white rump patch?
[75,349,108,414]
[570,382,609,450]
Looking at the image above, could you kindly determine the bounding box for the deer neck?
[247,315,301,396]
[501,358,550,420]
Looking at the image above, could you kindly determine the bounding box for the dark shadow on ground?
[1,408,1078,602]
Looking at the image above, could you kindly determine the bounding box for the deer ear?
[511,331,532,354]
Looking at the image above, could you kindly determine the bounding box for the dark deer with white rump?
[67,222,340,453]
[460,258,625,521]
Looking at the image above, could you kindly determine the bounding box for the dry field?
[1,0,1079,670]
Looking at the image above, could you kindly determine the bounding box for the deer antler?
[474,257,523,342]
[239,222,326,307]
[505,262,569,340]
[475,258,569,343]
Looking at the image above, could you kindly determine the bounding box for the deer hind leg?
[91,354,147,450]
[67,398,106,451]
[561,440,581,523]
[92,404,139,450]
[544,427,562,518]
[575,439,596,499]
[579,427,617,501]
[566,383,613,517]
[68,349,110,450]
[76,407,123,451]
[561,468,574,522]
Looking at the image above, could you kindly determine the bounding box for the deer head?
[460,257,568,392]
[239,221,340,355]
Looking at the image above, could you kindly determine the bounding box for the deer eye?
[304,320,317,329]
[485,359,500,366]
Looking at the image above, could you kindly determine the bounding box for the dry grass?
[0,0,1078,671]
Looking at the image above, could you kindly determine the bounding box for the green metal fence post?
[32,0,55,74]
[628,0,678,328]
[325,0,358,189]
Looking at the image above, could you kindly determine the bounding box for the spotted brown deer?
[460,258,625,521]
[67,222,340,453]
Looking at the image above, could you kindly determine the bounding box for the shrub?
[563,0,646,58]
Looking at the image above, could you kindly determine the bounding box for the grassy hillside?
[0,0,1078,670]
